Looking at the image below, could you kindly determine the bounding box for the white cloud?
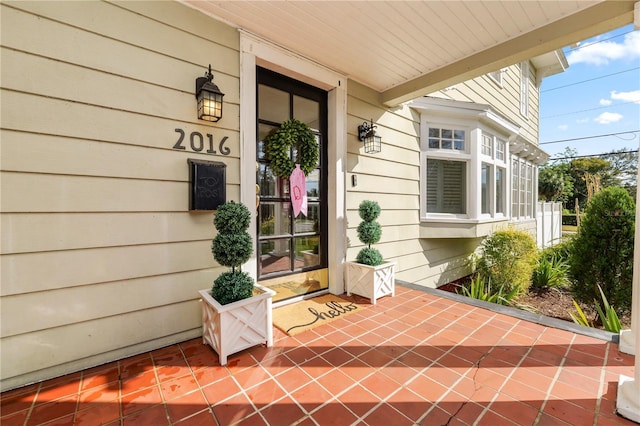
[576,118,590,124]
[599,98,612,106]
[567,31,640,65]
[594,112,623,124]
[557,124,569,131]
[611,90,640,104]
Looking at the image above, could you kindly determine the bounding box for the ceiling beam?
[381,1,636,107]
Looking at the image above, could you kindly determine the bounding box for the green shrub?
[459,275,518,306]
[570,187,634,312]
[476,229,538,296]
[355,200,384,266]
[210,201,254,305]
[540,239,573,265]
[531,254,570,290]
[569,284,621,333]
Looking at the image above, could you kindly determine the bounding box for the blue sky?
[539,24,640,159]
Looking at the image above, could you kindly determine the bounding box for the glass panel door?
[256,67,328,302]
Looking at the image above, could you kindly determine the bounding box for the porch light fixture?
[195,64,224,122]
[358,119,382,154]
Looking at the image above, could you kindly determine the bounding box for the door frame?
[239,31,348,295]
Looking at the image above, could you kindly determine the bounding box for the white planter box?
[346,261,396,304]
[199,284,275,365]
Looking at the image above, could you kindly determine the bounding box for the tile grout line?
[148,350,173,426]
[179,343,220,425]
[117,359,123,426]
[592,340,610,426]
[531,330,577,425]
[72,373,83,425]
[20,382,41,426]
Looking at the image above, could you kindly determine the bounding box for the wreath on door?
[265,119,318,178]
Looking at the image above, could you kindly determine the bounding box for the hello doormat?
[272,295,366,336]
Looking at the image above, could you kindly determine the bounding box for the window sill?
[419,217,510,239]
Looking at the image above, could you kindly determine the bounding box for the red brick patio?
[1,285,635,425]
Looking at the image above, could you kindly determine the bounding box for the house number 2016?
[173,129,230,155]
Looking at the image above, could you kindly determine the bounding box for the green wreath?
[265,118,318,178]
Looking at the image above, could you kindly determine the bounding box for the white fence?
[537,202,563,248]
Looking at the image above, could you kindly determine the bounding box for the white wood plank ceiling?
[181,1,635,106]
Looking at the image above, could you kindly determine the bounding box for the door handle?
[256,184,260,211]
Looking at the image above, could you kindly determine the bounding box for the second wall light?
[357,119,382,154]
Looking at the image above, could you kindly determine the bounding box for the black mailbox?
[188,159,226,211]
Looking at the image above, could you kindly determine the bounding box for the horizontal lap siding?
[346,81,476,288]
[430,64,540,144]
[0,1,239,390]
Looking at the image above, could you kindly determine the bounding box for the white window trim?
[488,68,505,87]
[520,61,530,118]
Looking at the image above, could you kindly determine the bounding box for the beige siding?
[0,1,239,390]
[429,62,541,146]
[346,81,480,289]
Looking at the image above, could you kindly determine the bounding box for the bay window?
[412,97,547,232]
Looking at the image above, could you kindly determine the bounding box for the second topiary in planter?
[210,201,254,304]
[347,200,396,304]
[356,200,384,266]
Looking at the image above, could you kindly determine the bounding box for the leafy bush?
[355,200,384,266]
[540,239,573,265]
[569,186,634,312]
[476,229,538,296]
[531,254,570,290]
[594,284,622,333]
[569,284,621,333]
[210,201,254,305]
[459,275,518,306]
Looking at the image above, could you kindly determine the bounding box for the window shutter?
[426,159,439,212]
[427,159,465,214]
[441,161,465,214]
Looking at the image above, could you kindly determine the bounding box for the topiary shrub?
[210,201,254,305]
[569,186,634,312]
[355,200,384,266]
[476,229,538,296]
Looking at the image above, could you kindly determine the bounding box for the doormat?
[268,279,325,302]
[272,294,367,336]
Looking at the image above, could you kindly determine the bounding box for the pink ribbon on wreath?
[290,164,308,217]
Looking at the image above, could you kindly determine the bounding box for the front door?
[256,67,328,303]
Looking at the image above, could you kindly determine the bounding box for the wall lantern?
[195,64,224,122]
[357,119,382,154]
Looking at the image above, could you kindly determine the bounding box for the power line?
[541,66,640,93]
[540,130,640,145]
[564,30,634,53]
[550,150,638,161]
[540,100,638,119]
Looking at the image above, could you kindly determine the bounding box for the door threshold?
[272,289,330,309]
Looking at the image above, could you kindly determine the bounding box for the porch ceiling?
[181,1,634,106]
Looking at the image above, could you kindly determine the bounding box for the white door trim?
[239,32,348,295]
